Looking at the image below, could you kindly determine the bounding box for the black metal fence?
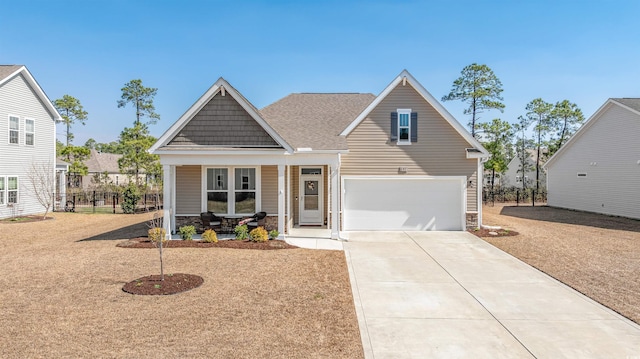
[54,191,163,214]
[483,187,547,206]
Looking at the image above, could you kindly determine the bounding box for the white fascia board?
[544,99,617,169]
[3,66,62,122]
[154,148,289,156]
[150,77,294,154]
[341,70,489,158]
[158,151,340,167]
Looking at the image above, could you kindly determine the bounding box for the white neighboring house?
[544,98,640,219]
[0,65,61,219]
[502,149,546,189]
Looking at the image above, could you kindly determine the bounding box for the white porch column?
[162,165,173,239]
[330,160,340,240]
[58,170,66,210]
[277,164,285,238]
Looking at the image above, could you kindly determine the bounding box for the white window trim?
[397,108,411,145]
[1,175,19,205]
[25,118,35,146]
[202,166,261,215]
[0,176,4,205]
[8,115,19,145]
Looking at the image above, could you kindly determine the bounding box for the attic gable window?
[390,110,418,144]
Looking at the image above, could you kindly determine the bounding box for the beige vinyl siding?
[342,83,478,211]
[0,73,56,219]
[175,166,201,214]
[261,165,278,214]
[168,93,280,147]
[547,104,640,219]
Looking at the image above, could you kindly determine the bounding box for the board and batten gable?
[0,71,56,218]
[546,101,640,219]
[341,82,478,211]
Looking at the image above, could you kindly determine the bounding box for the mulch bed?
[117,237,299,250]
[122,273,204,295]
[468,227,519,237]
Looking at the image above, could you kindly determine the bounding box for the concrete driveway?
[343,231,640,358]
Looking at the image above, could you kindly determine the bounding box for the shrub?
[269,229,280,240]
[148,227,167,243]
[234,224,249,240]
[121,183,141,214]
[178,225,196,240]
[250,226,269,242]
[202,229,218,243]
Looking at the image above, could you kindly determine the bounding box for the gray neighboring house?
[0,65,61,219]
[79,149,127,189]
[544,98,640,219]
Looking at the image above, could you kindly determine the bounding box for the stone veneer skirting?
[176,215,281,234]
[466,212,478,229]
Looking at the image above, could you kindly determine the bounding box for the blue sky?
[2,0,639,144]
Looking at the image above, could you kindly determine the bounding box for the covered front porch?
[161,152,342,240]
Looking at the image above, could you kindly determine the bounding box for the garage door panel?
[343,178,463,231]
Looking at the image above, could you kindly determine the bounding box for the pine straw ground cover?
[0,212,363,358]
[480,203,640,325]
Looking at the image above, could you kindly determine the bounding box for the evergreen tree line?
[442,63,585,191]
[54,79,162,190]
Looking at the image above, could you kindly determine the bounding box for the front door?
[299,168,323,225]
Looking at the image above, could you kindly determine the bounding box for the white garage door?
[343,177,465,231]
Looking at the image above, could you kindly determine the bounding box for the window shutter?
[390,112,398,141]
[410,112,418,142]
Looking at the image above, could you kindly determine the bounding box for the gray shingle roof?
[85,149,123,173]
[611,98,640,113]
[0,65,23,82]
[260,93,375,150]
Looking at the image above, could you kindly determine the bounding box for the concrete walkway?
[344,231,640,358]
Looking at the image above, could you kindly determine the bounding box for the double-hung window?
[25,119,34,146]
[207,168,228,213]
[8,177,18,204]
[206,167,257,215]
[391,109,417,144]
[0,177,4,205]
[234,168,256,214]
[398,109,411,143]
[9,116,19,144]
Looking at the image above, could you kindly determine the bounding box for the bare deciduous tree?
[26,162,56,219]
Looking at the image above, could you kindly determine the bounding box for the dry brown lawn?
[481,203,640,324]
[0,212,363,358]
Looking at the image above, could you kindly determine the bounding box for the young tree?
[118,124,160,186]
[54,94,88,146]
[477,119,513,190]
[549,100,584,155]
[521,98,554,191]
[514,117,535,190]
[117,79,160,126]
[26,162,56,219]
[442,63,505,137]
